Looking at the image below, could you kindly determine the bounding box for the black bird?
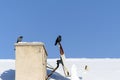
[55,35,61,45]
[16,36,23,43]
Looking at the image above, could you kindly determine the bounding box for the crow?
[16,36,23,43]
[55,35,61,45]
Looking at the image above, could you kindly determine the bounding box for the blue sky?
[0,0,120,59]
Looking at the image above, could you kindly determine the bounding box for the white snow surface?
[0,58,120,80]
[71,64,80,80]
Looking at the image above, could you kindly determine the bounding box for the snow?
[71,64,80,80]
[0,58,120,80]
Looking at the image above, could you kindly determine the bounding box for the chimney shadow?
[0,69,15,80]
[0,69,71,80]
[47,69,70,80]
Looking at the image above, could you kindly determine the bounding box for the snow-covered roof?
[0,58,120,80]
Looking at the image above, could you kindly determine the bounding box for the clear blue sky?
[0,0,120,59]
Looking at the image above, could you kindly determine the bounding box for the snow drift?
[0,58,120,80]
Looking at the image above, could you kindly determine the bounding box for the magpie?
[55,35,61,45]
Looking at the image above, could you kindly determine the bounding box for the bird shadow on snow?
[0,69,15,80]
[47,69,70,80]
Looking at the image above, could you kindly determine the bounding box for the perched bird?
[55,35,62,45]
[16,36,23,43]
